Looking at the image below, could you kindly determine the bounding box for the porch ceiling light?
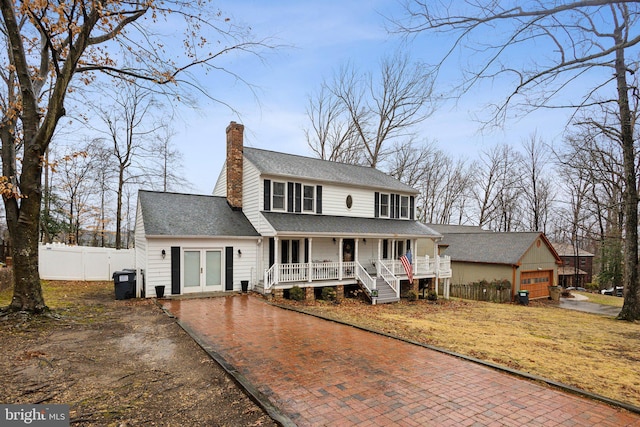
[161,249,166,259]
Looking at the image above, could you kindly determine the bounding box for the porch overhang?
[260,212,441,239]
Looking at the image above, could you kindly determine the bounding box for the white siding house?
[135,122,451,303]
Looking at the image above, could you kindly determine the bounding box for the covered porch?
[258,212,451,304]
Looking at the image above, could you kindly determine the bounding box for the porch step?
[373,277,399,304]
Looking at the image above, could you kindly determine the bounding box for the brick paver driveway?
[162,295,640,426]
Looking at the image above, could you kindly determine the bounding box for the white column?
[338,238,343,280]
[308,238,313,282]
[274,237,279,284]
[355,238,359,265]
[377,239,382,276]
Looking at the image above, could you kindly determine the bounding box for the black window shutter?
[264,179,271,211]
[410,196,415,220]
[316,185,323,214]
[304,238,309,263]
[295,183,302,212]
[406,240,411,251]
[171,246,180,295]
[395,194,400,218]
[390,194,396,219]
[383,239,388,259]
[225,246,233,291]
[281,240,289,263]
[287,182,294,212]
[269,238,275,267]
[374,192,380,218]
[292,240,300,263]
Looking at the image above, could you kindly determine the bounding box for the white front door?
[183,250,223,293]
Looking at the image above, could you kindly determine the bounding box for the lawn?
[575,291,625,307]
[287,296,640,408]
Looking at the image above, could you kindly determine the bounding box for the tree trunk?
[5,144,47,313]
[9,213,46,312]
[615,35,640,321]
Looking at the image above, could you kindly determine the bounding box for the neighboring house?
[135,122,451,303]
[426,225,562,299]
[552,243,595,288]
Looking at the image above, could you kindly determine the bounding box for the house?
[135,122,451,303]
[552,243,595,288]
[426,225,562,299]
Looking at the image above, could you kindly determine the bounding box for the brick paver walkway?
[162,295,640,426]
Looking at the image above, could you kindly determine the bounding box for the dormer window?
[273,182,286,210]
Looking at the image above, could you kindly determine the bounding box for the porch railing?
[262,256,452,290]
[264,261,356,290]
[439,255,452,276]
[382,255,452,278]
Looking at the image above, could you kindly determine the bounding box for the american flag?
[400,254,413,283]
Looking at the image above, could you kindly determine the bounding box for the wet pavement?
[162,295,640,426]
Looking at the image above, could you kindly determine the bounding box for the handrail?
[379,261,400,298]
[264,264,276,290]
[355,261,375,296]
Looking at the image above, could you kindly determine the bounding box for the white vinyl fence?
[39,243,135,281]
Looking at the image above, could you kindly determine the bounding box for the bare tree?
[520,133,554,233]
[92,82,162,249]
[472,144,523,231]
[0,0,271,312]
[305,84,361,164]
[56,148,94,245]
[389,141,472,225]
[306,52,436,168]
[395,1,640,320]
[149,125,192,192]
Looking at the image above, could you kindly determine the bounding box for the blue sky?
[177,0,571,194]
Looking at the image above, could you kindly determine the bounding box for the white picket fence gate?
[39,243,135,281]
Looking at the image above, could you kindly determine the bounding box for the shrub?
[289,285,304,301]
[321,286,337,301]
[427,290,438,301]
[406,290,418,301]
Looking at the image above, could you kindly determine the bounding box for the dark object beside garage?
[113,270,136,300]
[517,289,529,305]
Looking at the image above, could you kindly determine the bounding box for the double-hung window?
[303,185,314,212]
[273,182,286,210]
[400,196,409,219]
[380,194,389,217]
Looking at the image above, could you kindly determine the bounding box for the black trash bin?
[113,270,136,300]
[155,285,165,298]
[241,280,249,293]
[517,289,529,305]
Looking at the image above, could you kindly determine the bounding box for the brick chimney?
[226,121,244,210]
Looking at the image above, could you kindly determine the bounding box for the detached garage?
[433,228,562,300]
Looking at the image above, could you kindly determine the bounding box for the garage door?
[520,270,552,299]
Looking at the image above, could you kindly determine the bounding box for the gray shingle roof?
[551,242,594,257]
[138,191,259,237]
[244,147,417,193]
[441,232,544,265]
[261,212,441,237]
[426,224,490,234]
